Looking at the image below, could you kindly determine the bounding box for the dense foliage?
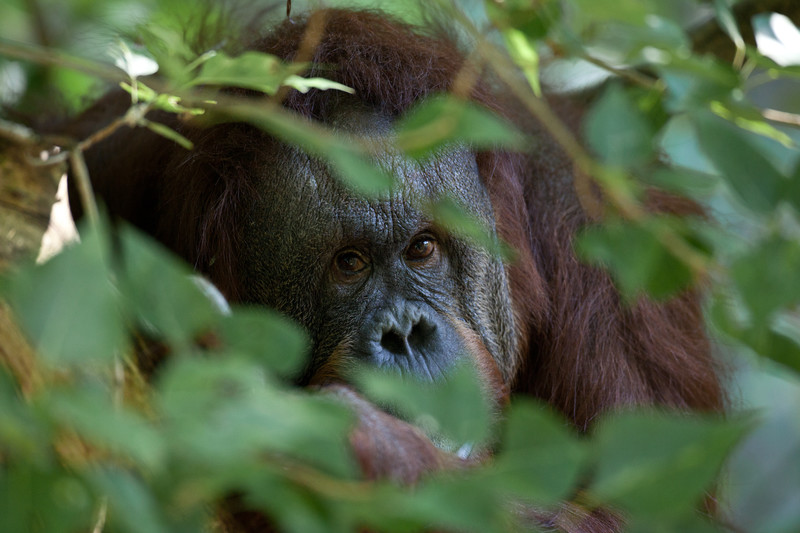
[1,0,799,532]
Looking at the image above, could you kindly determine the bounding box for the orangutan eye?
[335,250,368,274]
[405,235,436,261]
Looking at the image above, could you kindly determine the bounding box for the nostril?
[408,319,434,347]
[380,330,409,356]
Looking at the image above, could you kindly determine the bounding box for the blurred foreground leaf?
[590,411,749,518]
[3,224,125,367]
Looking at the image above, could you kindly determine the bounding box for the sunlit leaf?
[395,96,523,160]
[190,51,303,94]
[282,74,354,94]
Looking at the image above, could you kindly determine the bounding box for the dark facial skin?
[238,103,518,384]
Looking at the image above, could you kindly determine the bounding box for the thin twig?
[762,108,800,127]
[68,150,99,226]
[579,54,660,89]
[91,499,108,533]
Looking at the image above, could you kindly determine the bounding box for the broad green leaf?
[570,0,676,28]
[395,95,523,160]
[485,0,561,39]
[0,369,51,463]
[240,473,335,533]
[575,217,696,300]
[43,386,165,471]
[218,306,309,377]
[118,226,220,347]
[491,400,586,504]
[429,196,513,260]
[693,113,786,214]
[224,103,395,196]
[327,146,396,195]
[0,464,94,533]
[724,367,800,533]
[590,411,749,517]
[157,355,355,477]
[731,236,800,325]
[642,168,718,198]
[190,51,303,94]
[402,476,508,533]
[356,362,492,447]
[658,58,738,113]
[584,84,655,168]
[85,466,169,533]
[3,223,126,367]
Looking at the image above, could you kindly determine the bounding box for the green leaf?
[1,463,93,533]
[2,223,126,367]
[118,226,220,347]
[327,146,396,196]
[218,306,309,377]
[395,95,523,160]
[0,369,51,463]
[642,167,718,198]
[693,113,786,214]
[491,400,586,504]
[584,84,655,168]
[190,51,303,94]
[43,386,165,471]
[142,119,194,150]
[570,0,673,28]
[85,466,169,533]
[503,29,541,96]
[485,0,561,39]
[658,58,739,113]
[356,362,493,447]
[157,355,355,477]
[223,103,395,196]
[429,196,513,260]
[590,411,749,517]
[575,217,697,300]
[731,235,800,325]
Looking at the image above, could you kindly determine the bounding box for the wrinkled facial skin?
[239,105,517,385]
